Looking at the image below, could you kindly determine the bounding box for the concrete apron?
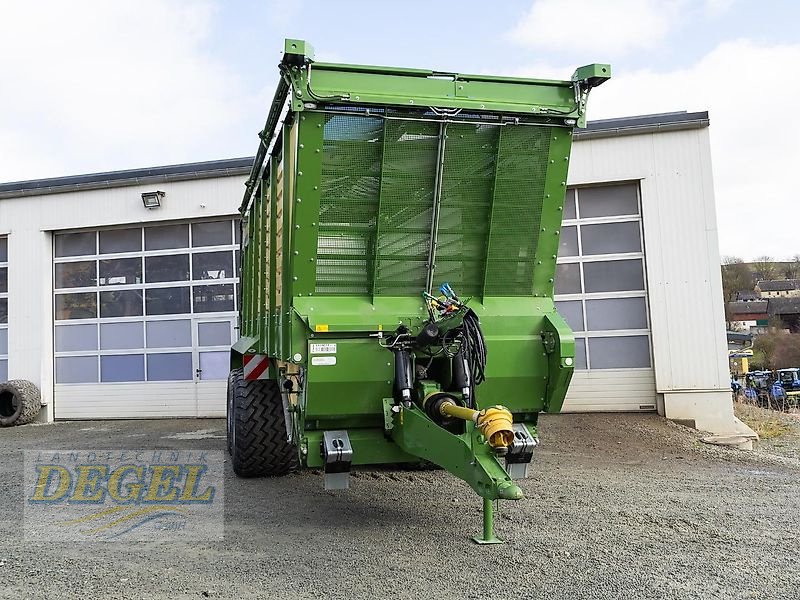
[660,389,759,450]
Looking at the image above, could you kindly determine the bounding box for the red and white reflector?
[243,354,270,380]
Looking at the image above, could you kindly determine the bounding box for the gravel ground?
[1,413,799,600]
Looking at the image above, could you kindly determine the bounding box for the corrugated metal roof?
[756,279,800,292]
[735,290,760,301]
[575,111,709,140]
[726,331,752,343]
[0,111,709,200]
[0,157,253,199]
[728,300,768,315]
[768,298,800,315]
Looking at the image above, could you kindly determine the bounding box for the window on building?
[554,183,651,370]
[53,221,238,384]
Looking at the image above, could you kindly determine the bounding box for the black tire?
[226,369,237,456]
[229,369,297,477]
[0,380,42,427]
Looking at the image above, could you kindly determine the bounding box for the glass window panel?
[577,184,639,218]
[99,258,142,285]
[55,231,96,257]
[100,290,143,318]
[586,297,648,331]
[146,319,192,348]
[555,263,581,295]
[0,299,6,324]
[99,228,142,254]
[56,356,98,383]
[55,324,97,352]
[55,293,96,320]
[144,224,188,251]
[100,322,144,350]
[193,251,234,280]
[54,261,97,289]
[555,300,584,332]
[0,359,6,382]
[100,354,145,382]
[234,221,241,244]
[0,267,6,293]
[588,336,651,369]
[575,337,587,370]
[198,322,231,346]
[0,237,6,262]
[559,226,578,258]
[583,259,644,293]
[0,329,7,354]
[193,284,235,313]
[563,189,576,219]
[145,287,191,316]
[580,222,641,256]
[199,351,229,380]
[192,220,232,247]
[147,352,193,381]
[145,254,189,283]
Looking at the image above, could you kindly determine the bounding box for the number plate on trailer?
[310,343,337,355]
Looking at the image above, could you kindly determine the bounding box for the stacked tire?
[0,380,42,427]
[226,368,297,477]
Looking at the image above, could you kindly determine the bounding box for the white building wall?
[0,175,245,421]
[569,128,738,433]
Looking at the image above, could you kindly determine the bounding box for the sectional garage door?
[556,183,657,412]
[52,219,239,419]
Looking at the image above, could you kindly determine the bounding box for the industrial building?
[0,111,747,435]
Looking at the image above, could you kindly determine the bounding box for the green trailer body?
[229,39,609,542]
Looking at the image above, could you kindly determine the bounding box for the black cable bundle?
[461,308,487,389]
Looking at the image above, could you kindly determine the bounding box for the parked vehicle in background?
[777,368,800,391]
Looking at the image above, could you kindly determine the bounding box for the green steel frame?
[232,39,609,542]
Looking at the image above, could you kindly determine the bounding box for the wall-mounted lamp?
[141,190,165,209]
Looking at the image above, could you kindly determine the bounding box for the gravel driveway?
[1,413,798,599]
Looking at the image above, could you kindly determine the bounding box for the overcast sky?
[1,0,797,260]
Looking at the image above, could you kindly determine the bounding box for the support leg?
[472,497,503,545]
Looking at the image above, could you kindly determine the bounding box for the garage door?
[52,220,239,419]
[556,183,657,412]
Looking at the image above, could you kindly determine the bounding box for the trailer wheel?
[229,369,297,477]
[226,369,239,456]
[0,380,42,427]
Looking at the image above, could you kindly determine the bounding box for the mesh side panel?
[433,123,500,296]
[484,125,551,296]
[316,114,384,295]
[374,120,439,295]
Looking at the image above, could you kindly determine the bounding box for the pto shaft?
[439,401,514,450]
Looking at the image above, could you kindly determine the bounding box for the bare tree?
[753,255,778,281]
[721,256,751,299]
[753,330,788,369]
[771,334,800,369]
[785,254,800,280]
[720,256,754,326]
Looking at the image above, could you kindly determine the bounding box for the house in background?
[756,279,800,298]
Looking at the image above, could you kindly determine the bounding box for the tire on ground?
[229,369,297,477]
[226,369,238,456]
[0,380,42,427]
